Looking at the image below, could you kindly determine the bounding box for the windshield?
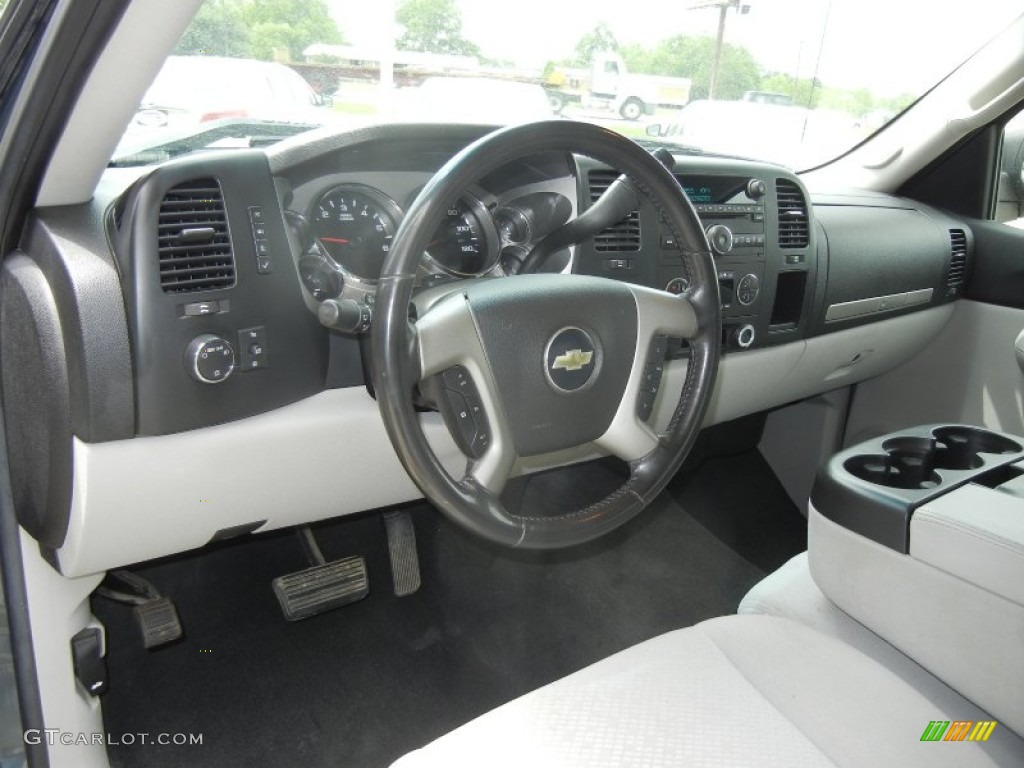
[114,0,1023,169]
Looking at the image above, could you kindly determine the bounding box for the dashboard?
[0,122,975,575]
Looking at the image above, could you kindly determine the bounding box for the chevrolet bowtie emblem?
[551,349,594,372]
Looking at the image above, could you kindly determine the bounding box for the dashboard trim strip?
[825,288,934,323]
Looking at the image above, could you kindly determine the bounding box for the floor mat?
[94,459,776,768]
[668,449,808,573]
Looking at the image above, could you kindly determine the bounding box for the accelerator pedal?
[383,510,421,597]
[273,527,369,621]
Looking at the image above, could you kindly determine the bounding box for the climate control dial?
[186,334,235,384]
[737,273,760,306]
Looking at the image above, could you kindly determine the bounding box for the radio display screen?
[678,176,753,205]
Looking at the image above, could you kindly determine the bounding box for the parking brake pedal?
[96,571,183,650]
[383,510,421,597]
[273,527,369,621]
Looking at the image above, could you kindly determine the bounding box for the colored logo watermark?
[921,721,997,742]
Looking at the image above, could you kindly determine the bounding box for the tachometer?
[311,185,402,282]
[424,195,498,277]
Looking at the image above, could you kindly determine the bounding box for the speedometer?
[311,185,402,282]
[424,195,499,277]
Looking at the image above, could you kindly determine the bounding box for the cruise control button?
[444,388,478,448]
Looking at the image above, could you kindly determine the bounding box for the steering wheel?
[372,121,720,549]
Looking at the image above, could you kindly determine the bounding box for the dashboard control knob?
[665,276,689,295]
[186,334,235,384]
[746,178,767,199]
[734,324,756,349]
[319,297,372,334]
[736,273,760,305]
[705,224,734,255]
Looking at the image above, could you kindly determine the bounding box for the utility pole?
[689,1,750,100]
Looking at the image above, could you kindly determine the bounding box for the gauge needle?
[320,237,350,244]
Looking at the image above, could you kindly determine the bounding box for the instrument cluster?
[287,183,567,308]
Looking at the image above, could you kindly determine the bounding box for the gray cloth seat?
[392,612,1024,767]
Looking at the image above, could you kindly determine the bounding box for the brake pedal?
[273,556,369,621]
[383,510,421,597]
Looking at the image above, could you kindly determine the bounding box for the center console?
[808,424,1024,737]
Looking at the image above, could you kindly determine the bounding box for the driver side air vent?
[157,178,236,293]
[588,169,641,252]
[776,179,809,249]
[947,229,967,286]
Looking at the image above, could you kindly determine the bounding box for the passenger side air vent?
[776,179,809,249]
[157,178,236,293]
[588,169,641,252]
[947,229,967,286]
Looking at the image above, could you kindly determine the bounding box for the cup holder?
[845,436,942,490]
[844,427,1024,490]
[933,426,1022,469]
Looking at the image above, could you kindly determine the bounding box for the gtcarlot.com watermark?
[25,729,203,746]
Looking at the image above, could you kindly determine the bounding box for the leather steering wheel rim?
[372,121,720,549]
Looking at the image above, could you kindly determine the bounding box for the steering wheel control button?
[638,335,669,421]
[440,366,490,458]
[238,326,268,371]
[544,327,599,393]
[186,334,235,384]
[737,274,760,306]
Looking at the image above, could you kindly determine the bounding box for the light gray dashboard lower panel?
[57,388,464,577]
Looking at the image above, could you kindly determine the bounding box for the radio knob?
[746,178,767,199]
[186,334,235,384]
[734,324,756,349]
[705,224,734,255]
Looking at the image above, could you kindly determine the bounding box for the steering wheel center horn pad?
[372,120,721,549]
[466,275,635,457]
[545,327,598,393]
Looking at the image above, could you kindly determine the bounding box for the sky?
[329,0,1023,98]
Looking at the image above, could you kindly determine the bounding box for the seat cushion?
[392,614,1023,767]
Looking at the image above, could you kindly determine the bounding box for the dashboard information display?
[681,176,754,205]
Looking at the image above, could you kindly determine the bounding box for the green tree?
[176,0,249,57]
[572,22,618,66]
[621,35,760,101]
[396,0,480,57]
[243,0,342,60]
[174,0,343,61]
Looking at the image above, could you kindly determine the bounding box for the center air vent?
[776,179,809,249]
[588,169,641,252]
[947,229,967,287]
[157,178,236,293]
